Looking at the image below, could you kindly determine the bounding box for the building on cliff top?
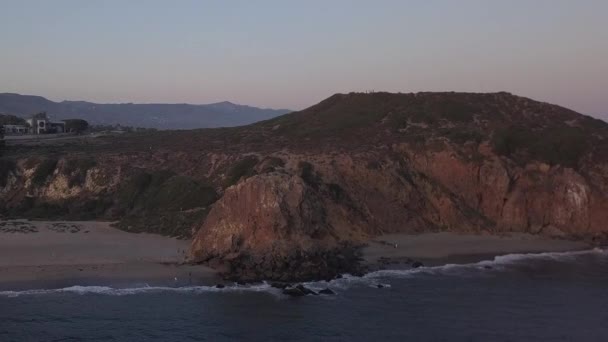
[2,124,29,135]
[25,112,65,134]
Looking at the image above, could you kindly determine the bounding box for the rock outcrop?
[189,172,363,281]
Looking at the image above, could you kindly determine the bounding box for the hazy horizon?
[1,0,606,119]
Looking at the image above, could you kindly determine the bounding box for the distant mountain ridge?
[0,93,290,129]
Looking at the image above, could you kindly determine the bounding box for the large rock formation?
[190,172,363,281]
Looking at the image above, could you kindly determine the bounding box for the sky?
[0,0,606,118]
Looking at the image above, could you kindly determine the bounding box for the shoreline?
[0,220,221,291]
[0,220,594,291]
[361,231,591,271]
[0,262,221,291]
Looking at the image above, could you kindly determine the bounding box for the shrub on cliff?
[444,129,484,144]
[31,158,58,186]
[142,175,218,212]
[492,125,588,168]
[63,157,97,187]
[408,99,476,125]
[223,156,259,188]
[299,161,322,188]
[259,156,285,173]
[114,170,155,212]
[0,159,16,187]
[115,208,210,238]
[113,170,218,237]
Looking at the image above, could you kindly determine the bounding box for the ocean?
[1,249,607,342]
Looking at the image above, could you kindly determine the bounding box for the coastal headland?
[2,92,608,283]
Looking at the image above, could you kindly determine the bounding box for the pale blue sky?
[0,0,606,117]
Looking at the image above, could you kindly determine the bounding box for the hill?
[1,91,608,281]
[0,93,290,129]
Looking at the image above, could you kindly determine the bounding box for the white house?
[26,114,66,134]
[2,124,29,135]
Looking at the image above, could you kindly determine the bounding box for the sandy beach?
[0,220,220,290]
[0,220,593,290]
[363,232,591,269]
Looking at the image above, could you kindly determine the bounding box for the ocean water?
[1,249,608,342]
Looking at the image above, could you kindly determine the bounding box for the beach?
[0,220,219,290]
[0,220,593,290]
[362,231,590,268]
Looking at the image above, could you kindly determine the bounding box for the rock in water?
[295,284,318,295]
[411,261,424,268]
[270,282,290,289]
[283,287,306,297]
[215,284,225,289]
[319,288,336,295]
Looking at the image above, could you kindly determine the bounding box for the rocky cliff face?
[190,173,363,281]
[3,92,608,281]
[401,143,602,236]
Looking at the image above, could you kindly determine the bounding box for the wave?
[2,248,605,298]
[305,248,607,291]
[368,247,606,278]
[0,283,281,298]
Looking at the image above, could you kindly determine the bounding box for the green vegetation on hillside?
[259,156,285,173]
[113,170,218,237]
[299,161,322,188]
[62,157,97,187]
[223,156,259,188]
[407,99,477,125]
[115,170,217,214]
[31,158,58,186]
[0,159,16,187]
[492,125,588,168]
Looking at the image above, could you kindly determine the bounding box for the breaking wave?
[301,248,608,291]
[365,247,606,278]
[0,283,280,298]
[2,248,605,298]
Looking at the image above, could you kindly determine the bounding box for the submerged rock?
[282,287,306,297]
[411,261,424,268]
[295,284,318,296]
[282,284,319,297]
[270,282,290,289]
[319,288,336,295]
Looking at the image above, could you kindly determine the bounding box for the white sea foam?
[0,282,280,298]
[308,248,607,291]
[365,247,607,280]
[1,248,605,297]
